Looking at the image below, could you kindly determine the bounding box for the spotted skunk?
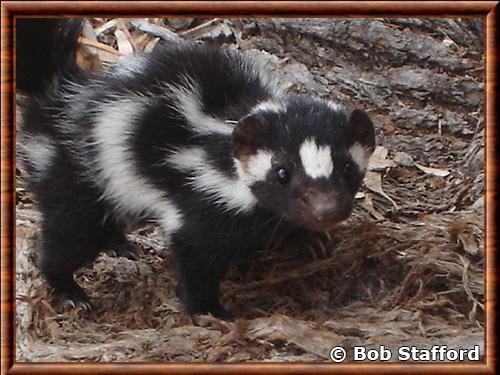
[17,19,376,318]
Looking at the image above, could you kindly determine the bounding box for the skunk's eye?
[276,167,290,184]
[344,162,352,174]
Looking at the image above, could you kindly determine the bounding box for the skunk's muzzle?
[295,188,353,231]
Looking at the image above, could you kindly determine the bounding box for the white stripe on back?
[168,146,258,213]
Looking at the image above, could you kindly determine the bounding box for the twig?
[94,19,119,37]
[130,19,183,43]
[179,18,221,39]
[79,37,123,56]
[458,254,484,310]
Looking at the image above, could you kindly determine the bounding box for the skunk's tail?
[16,18,83,95]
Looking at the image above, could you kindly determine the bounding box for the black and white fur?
[17,19,376,318]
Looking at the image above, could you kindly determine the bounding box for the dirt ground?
[16,18,484,362]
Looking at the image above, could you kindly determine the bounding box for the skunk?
[16,18,376,318]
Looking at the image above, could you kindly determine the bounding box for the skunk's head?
[232,97,375,231]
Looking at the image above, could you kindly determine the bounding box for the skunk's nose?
[299,187,352,227]
[306,192,338,222]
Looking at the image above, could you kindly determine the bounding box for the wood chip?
[414,162,450,177]
[248,315,344,359]
[458,233,479,256]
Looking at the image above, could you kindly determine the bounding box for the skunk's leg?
[172,242,232,320]
[39,208,124,309]
[105,234,138,260]
[36,172,122,309]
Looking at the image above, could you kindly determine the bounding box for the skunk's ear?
[232,114,273,158]
[347,109,376,153]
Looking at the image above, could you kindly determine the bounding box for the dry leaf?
[132,33,151,52]
[355,192,365,199]
[364,171,399,210]
[79,37,121,64]
[114,29,134,57]
[414,162,450,177]
[79,37,122,56]
[368,146,396,171]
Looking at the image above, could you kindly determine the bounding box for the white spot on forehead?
[168,146,257,213]
[251,101,286,114]
[349,143,369,171]
[299,138,334,179]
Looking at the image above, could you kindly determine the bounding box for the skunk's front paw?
[175,283,232,320]
[53,285,92,312]
[106,240,138,260]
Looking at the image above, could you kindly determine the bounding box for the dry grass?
[16,207,484,361]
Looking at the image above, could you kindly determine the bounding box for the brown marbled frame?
[1,1,497,374]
